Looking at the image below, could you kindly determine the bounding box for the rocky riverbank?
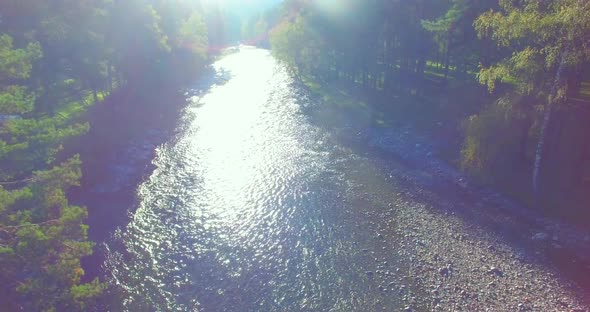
[303,82,590,310]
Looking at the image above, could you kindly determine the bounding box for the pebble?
[439,267,449,277]
[532,232,549,241]
[488,267,504,277]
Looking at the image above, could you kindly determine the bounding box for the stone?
[487,267,503,277]
[532,232,549,241]
[439,267,450,277]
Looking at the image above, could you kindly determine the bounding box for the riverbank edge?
[69,48,240,289]
[65,76,206,284]
[301,75,589,222]
[298,76,590,280]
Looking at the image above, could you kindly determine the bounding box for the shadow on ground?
[69,65,233,281]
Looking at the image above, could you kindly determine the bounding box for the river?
[103,47,406,311]
[98,47,590,311]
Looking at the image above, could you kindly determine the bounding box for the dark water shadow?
[69,65,234,281]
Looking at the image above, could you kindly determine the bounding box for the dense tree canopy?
[268,0,590,221]
[0,0,210,310]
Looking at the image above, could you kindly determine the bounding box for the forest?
[261,0,590,222]
[0,0,213,310]
[1,0,589,310]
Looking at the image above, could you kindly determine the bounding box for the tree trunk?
[442,49,450,82]
[442,36,451,84]
[532,52,568,196]
[107,62,113,93]
[518,114,532,163]
[576,123,590,185]
[416,56,426,96]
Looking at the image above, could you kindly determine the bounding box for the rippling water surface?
[106,48,404,311]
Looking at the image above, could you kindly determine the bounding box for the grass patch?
[55,91,110,124]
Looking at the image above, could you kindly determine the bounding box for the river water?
[103,47,414,311]
[95,46,590,312]
[94,46,590,312]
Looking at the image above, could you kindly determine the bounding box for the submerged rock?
[532,232,549,242]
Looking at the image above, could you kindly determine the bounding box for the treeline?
[0,1,209,310]
[241,8,282,47]
[268,0,590,221]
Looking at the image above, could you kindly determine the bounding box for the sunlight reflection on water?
[104,48,400,311]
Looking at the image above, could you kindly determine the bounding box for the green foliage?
[0,0,210,310]
[172,11,210,79]
[0,116,89,179]
[269,0,494,89]
[270,0,590,222]
[0,35,42,81]
[0,157,102,311]
[178,12,209,60]
[461,96,530,179]
[270,16,324,76]
[0,34,41,116]
[475,0,590,94]
[421,0,468,51]
[242,6,281,47]
[70,279,104,309]
[0,86,35,114]
[472,0,590,201]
